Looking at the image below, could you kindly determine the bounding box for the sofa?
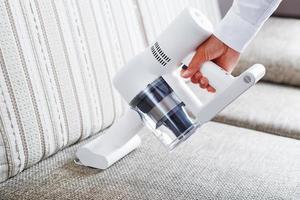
[0,0,300,199]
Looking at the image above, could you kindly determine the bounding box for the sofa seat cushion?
[234,17,300,87]
[1,122,300,200]
[215,82,300,140]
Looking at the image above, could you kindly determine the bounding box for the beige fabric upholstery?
[1,122,300,199]
[215,82,300,140]
[0,0,145,182]
[234,17,300,87]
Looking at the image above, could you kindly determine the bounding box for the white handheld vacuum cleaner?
[75,8,265,169]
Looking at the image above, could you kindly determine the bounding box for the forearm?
[214,0,282,52]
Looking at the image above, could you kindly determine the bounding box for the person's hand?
[180,35,240,92]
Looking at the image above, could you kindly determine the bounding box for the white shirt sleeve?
[214,0,282,52]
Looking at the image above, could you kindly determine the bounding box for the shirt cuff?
[213,10,259,52]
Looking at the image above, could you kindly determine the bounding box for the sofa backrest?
[0,0,220,182]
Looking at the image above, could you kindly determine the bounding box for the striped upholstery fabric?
[0,0,145,182]
[0,0,221,182]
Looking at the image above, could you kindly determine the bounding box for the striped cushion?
[0,0,221,182]
[0,0,145,182]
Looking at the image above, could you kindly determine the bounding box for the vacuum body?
[113,7,264,150]
[113,8,213,149]
[75,7,266,169]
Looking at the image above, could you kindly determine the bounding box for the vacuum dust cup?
[130,77,196,150]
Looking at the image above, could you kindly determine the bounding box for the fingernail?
[181,70,190,77]
[207,87,216,93]
[200,79,205,84]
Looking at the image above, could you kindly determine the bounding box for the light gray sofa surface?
[1,122,300,200]
[234,17,300,87]
[216,82,300,140]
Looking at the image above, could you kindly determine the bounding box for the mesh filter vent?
[151,42,171,66]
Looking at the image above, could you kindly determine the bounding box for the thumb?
[181,48,208,78]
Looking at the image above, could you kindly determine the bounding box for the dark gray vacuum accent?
[130,77,194,137]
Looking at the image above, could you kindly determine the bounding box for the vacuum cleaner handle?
[180,52,265,124]
[200,61,234,92]
[182,51,234,92]
[196,63,266,124]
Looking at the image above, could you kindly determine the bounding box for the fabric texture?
[0,0,145,182]
[215,82,300,140]
[233,17,300,86]
[0,122,300,200]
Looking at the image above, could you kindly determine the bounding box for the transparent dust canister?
[130,77,196,150]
